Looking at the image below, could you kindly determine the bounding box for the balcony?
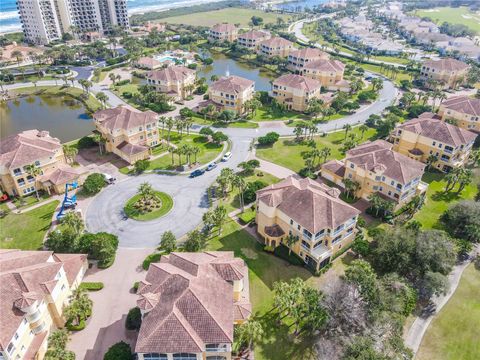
[311,243,331,261]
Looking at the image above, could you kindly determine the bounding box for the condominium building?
[237,30,271,49]
[208,75,255,114]
[391,115,477,172]
[0,249,87,360]
[135,252,251,360]
[17,0,129,45]
[256,176,360,271]
[287,48,329,71]
[302,59,350,91]
[258,37,295,57]
[438,96,480,133]
[146,66,197,100]
[0,130,82,197]
[321,140,427,209]
[271,74,322,112]
[93,106,159,164]
[208,23,238,43]
[420,58,469,89]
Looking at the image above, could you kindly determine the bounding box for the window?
[13,168,22,176]
[144,354,168,360]
[375,176,381,181]
[17,178,25,186]
[297,225,301,231]
[303,229,312,239]
[7,342,15,354]
[206,357,227,360]
[315,229,325,239]
[432,141,436,146]
[206,344,228,352]
[332,235,342,244]
[301,240,310,250]
[390,180,395,186]
[350,163,354,169]
[290,219,293,225]
[173,354,197,360]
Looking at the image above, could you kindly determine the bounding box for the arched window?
[143,354,168,360]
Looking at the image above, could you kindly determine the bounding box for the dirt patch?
[241,248,258,260]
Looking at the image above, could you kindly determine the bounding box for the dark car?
[206,163,217,171]
[189,169,205,178]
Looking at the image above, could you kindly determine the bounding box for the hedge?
[79,282,104,291]
[66,318,86,331]
[273,244,305,266]
[142,253,162,270]
[125,307,142,331]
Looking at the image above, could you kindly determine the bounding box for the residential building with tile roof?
[420,58,469,89]
[146,66,196,100]
[0,130,81,197]
[321,140,427,209]
[207,76,255,114]
[237,30,271,49]
[255,175,360,271]
[302,58,349,91]
[208,23,238,43]
[93,106,159,164]
[391,115,477,172]
[135,251,251,359]
[258,37,295,57]
[0,249,87,360]
[270,74,322,112]
[438,96,480,133]
[134,56,162,70]
[287,48,329,71]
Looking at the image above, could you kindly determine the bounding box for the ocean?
[0,0,229,34]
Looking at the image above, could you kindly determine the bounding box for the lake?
[197,52,276,92]
[0,95,93,142]
[276,0,329,11]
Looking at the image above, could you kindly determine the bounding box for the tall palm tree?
[92,133,106,155]
[95,92,108,109]
[165,117,174,145]
[359,124,369,139]
[231,175,246,212]
[62,145,78,164]
[61,212,84,236]
[24,164,42,200]
[343,124,352,140]
[319,147,331,164]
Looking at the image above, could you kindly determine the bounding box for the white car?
[222,152,232,162]
[102,173,116,184]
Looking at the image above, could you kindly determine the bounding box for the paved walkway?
[405,245,479,355]
[68,248,151,360]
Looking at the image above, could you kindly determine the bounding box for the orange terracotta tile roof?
[304,59,345,72]
[238,30,270,40]
[260,36,294,48]
[210,75,254,94]
[273,74,321,92]
[256,175,360,233]
[93,106,157,132]
[135,251,251,354]
[441,96,480,117]
[146,65,195,82]
[40,165,84,186]
[211,23,237,33]
[289,47,329,59]
[422,58,469,72]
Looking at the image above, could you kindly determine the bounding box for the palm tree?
[371,78,383,91]
[165,117,174,145]
[285,234,299,256]
[11,50,23,66]
[61,212,84,236]
[359,124,369,139]
[426,154,438,170]
[62,145,78,164]
[231,175,246,212]
[138,182,154,200]
[24,164,42,200]
[96,92,108,108]
[236,320,264,353]
[343,178,360,199]
[213,205,227,236]
[319,147,331,164]
[108,72,116,85]
[92,133,106,155]
[192,146,200,164]
[343,124,352,140]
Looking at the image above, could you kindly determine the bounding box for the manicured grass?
[414,171,478,230]
[192,115,259,129]
[249,106,307,122]
[10,85,102,112]
[416,263,480,360]
[412,7,480,34]
[124,191,173,221]
[12,193,50,209]
[206,220,319,360]
[0,201,59,250]
[256,127,377,173]
[161,8,291,27]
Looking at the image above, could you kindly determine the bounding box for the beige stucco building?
[438,96,480,133]
[321,140,427,210]
[135,252,251,360]
[0,250,87,360]
[271,74,322,112]
[146,66,196,101]
[287,48,329,72]
[256,176,360,271]
[0,130,82,197]
[208,23,238,43]
[208,75,255,114]
[237,30,271,49]
[420,58,469,89]
[303,58,350,91]
[93,106,159,164]
[391,114,477,172]
[258,36,295,58]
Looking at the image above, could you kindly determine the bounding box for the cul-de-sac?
[0,1,479,360]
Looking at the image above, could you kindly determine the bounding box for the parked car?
[222,152,232,162]
[102,173,116,184]
[189,169,205,178]
[206,163,217,171]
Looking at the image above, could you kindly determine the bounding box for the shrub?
[356,216,366,228]
[238,209,256,224]
[122,91,133,98]
[104,341,133,360]
[263,245,274,252]
[257,132,280,146]
[78,232,118,267]
[142,252,162,270]
[78,136,96,149]
[134,159,150,174]
[125,307,142,331]
[273,244,305,266]
[82,173,106,196]
[242,180,267,204]
[66,318,86,331]
[133,281,139,293]
[351,237,370,257]
[200,127,214,137]
[79,282,104,291]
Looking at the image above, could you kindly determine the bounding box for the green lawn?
[192,115,259,129]
[124,191,173,221]
[256,127,377,173]
[206,220,319,360]
[414,171,478,230]
[12,193,50,209]
[416,263,480,360]
[249,106,307,122]
[161,8,291,27]
[0,201,59,250]
[412,7,480,34]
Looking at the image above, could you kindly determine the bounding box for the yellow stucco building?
[271,74,322,112]
[420,58,469,89]
[207,75,255,114]
[438,96,480,133]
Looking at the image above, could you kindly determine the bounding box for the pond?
[197,52,276,92]
[0,95,93,142]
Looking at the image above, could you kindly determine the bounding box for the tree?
[238,159,260,175]
[82,173,106,195]
[441,201,480,243]
[212,131,228,145]
[104,341,133,360]
[125,307,142,330]
[212,205,227,235]
[199,127,214,137]
[343,336,385,360]
[96,91,108,108]
[45,329,75,360]
[251,16,263,26]
[109,72,117,85]
[24,163,42,200]
[61,212,84,236]
[285,234,299,256]
[359,124,369,139]
[345,260,379,306]
[134,159,150,174]
[62,144,78,164]
[64,288,92,326]
[343,124,352,140]
[235,319,264,351]
[343,178,360,199]
[231,175,246,212]
[426,154,438,170]
[78,232,119,267]
[11,50,23,65]
[371,77,383,91]
[160,230,176,253]
[183,229,206,252]
[92,133,106,155]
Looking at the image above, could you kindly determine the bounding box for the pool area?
[153,50,195,65]
[153,55,178,63]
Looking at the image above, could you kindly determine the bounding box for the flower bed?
[124,191,173,221]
